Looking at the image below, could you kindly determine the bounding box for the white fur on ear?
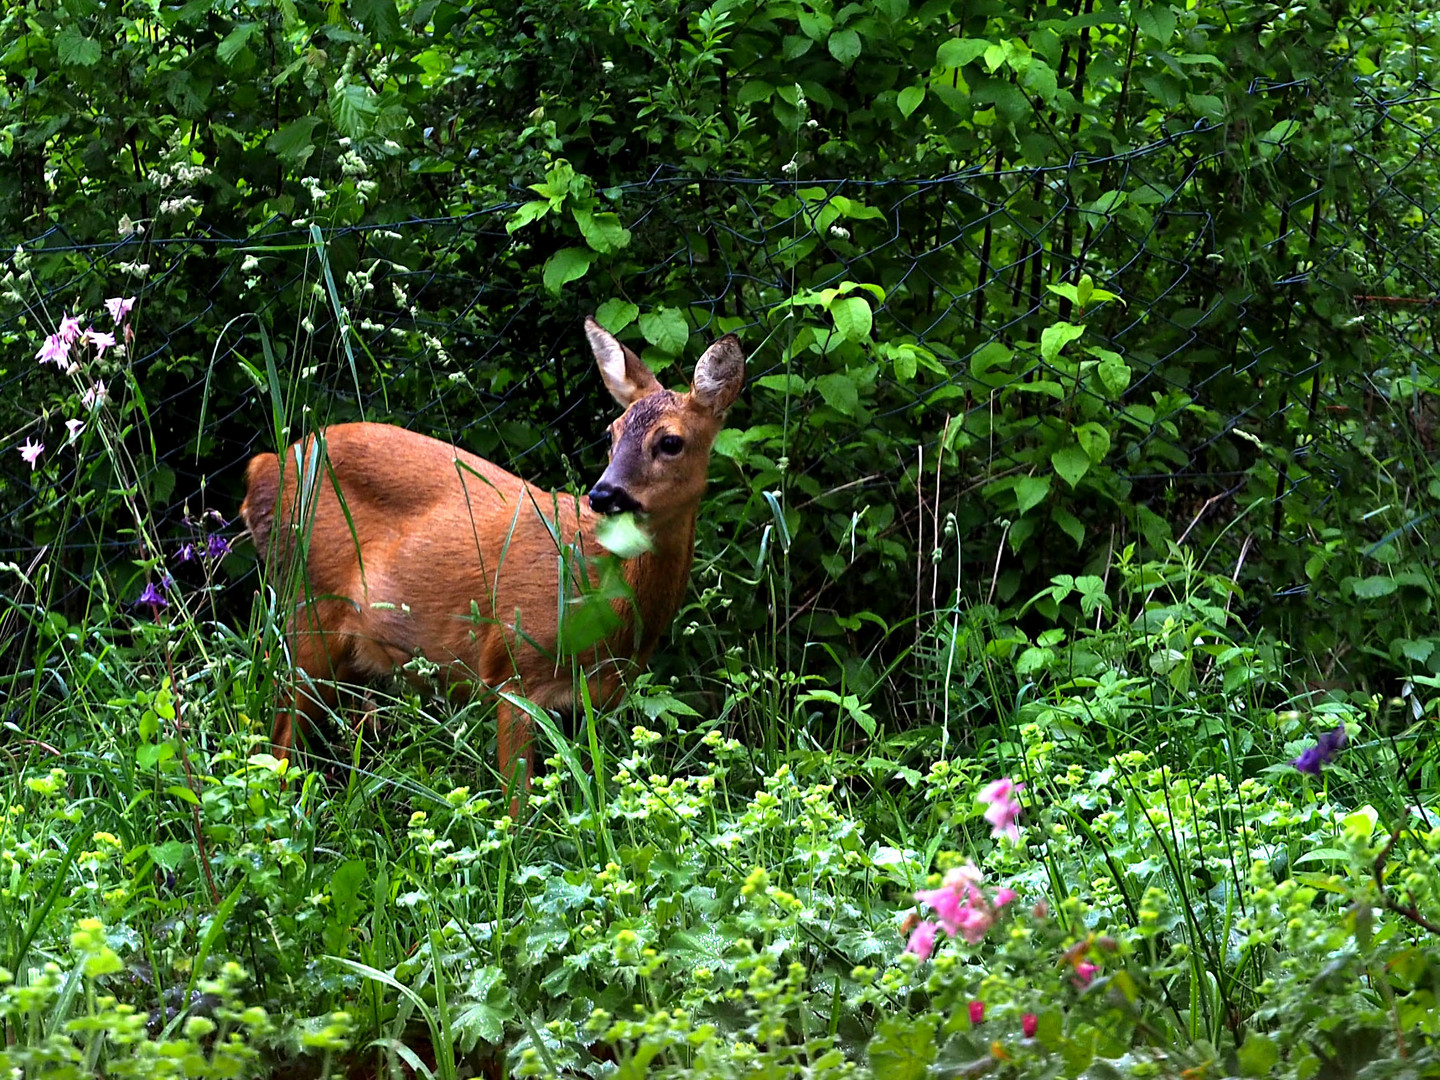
[586,318,630,393]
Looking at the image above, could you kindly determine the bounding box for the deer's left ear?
[587,316,661,407]
[690,334,746,415]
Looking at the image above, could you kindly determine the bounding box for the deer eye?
[658,434,685,455]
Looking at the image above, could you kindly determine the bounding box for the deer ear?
[690,333,746,415]
[586,316,661,407]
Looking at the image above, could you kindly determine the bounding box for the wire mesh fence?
[2,64,1437,678]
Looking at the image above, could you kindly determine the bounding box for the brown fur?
[240,318,744,806]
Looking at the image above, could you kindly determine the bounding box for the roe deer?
[240,317,745,800]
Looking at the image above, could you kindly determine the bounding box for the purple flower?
[1293,725,1348,776]
[204,533,231,559]
[136,581,168,611]
[176,542,197,563]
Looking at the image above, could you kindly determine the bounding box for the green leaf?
[936,38,988,69]
[1236,1033,1279,1077]
[815,372,859,415]
[1136,3,1176,42]
[1186,93,1225,121]
[1075,422,1111,462]
[542,247,593,295]
[266,116,321,168]
[1095,350,1131,397]
[1040,322,1086,363]
[638,307,688,355]
[1019,59,1058,101]
[830,295,872,342]
[970,341,1013,378]
[350,0,402,40]
[1052,445,1090,488]
[756,373,810,395]
[165,785,200,806]
[216,23,259,65]
[828,28,861,66]
[1051,505,1085,547]
[1015,475,1051,515]
[1352,575,1396,600]
[330,81,379,139]
[56,27,101,66]
[737,80,774,106]
[573,206,631,253]
[596,513,653,559]
[897,85,925,118]
[868,1015,936,1080]
[594,299,639,333]
[505,200,550,234]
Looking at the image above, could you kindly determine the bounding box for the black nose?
[588,481,641,515]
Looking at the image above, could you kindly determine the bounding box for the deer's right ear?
[586,317,661,407]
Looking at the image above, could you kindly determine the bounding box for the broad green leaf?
[350,0,402,40]
[1075,422,1111,462]
[266,116,321,168]
[815,372,859,415]
[1186,93,1225,121]
[594,299,638,333]
[1052,445,1090,488]
[596,513,653,559]
[542,247,593,295]
[1237,1033,1279,1077]
[1019,59,1057,101]
[1052,505,1085,547]
[971,341,1013,378]
[1136,3,1176,42]
[737,80,774,106]
[935,38,988,69]
[56,27,101,66]
[1015,475,1051,515]
[830,295,872,342]
[330,81,379,139]
[573,206,631,253]
[897,85,925,118]
[1095,350,1131,396]
[1040,322,1085,363]
[867,1015,936,1080]
[639,307,688,355]
[828,28,862,66]
[756,373,809,395]
[506,200,550,234]
[216,23,259,65]
[1352,575,1396,599]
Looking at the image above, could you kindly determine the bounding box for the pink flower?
[18,438,43,469]
[915,886,966,936]
[979,778,1022,804]
[105,296,135,323]
[994,888,1019,908]
[81,380,107,410]
[954,904,994,944]
[65,419,85,442]
[979,776,1024,843]
[86,328,117,357]
[942,861,984,898]
[1074,961,1098,986]
[905,920,939,960]
[58,313,82,343]
[1022,1012,1038,1038]
[968,1000,985,1025]
[36,333,69,366]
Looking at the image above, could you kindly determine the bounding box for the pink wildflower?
[905,920,939,961]
[65,419,85,442]
[58,313,82,343]
[86,328,117,357]
[942,861,984,899]
[954,904,994,944]
[1074,961,1098,986]
[994,888,1019,908]
[81,380,107,410]
[18,438,43,469]
[915,885,966,936]
[1022,1012,1038,1038]
[978,776,1024,843]
[969,1000,985,1025]
[105,296,135,323]
[36,333,69,366]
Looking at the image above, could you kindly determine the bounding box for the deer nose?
[588,481,641,515]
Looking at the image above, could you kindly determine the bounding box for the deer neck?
[619,508,697,665]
